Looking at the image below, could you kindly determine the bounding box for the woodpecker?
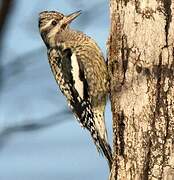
[38,10,112,169]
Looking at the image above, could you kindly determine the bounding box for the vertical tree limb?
[108,0,174,179]
[0,0,14,91]
[0,0,13,39]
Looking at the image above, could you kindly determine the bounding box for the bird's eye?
[52,20,57,26]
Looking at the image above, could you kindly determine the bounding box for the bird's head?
[39,10,81,47]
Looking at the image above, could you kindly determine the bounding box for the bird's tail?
[71,99,113,169]
[93,109,113,170]
[98,136,113,170]
[87,125,113,170]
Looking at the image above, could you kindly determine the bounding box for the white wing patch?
[71,53,84,99]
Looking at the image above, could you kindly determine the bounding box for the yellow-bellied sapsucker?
[38,10,112,169]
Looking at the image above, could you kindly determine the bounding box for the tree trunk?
[107,0,174,179]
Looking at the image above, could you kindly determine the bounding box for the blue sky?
[0,1,112,180]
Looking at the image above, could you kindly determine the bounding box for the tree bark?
[107,0,174,179]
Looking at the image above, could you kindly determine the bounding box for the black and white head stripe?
[39,11,64,31]
[39,11,64,23]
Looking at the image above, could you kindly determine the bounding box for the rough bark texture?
[107,0,174,179]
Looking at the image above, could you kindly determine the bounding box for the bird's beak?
[64,10,81,24]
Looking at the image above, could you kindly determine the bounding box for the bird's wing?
[59,47,89,101]
[51,47,112,166]
[53,47,93,128]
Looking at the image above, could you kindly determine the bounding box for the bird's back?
[56,29,109,102]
